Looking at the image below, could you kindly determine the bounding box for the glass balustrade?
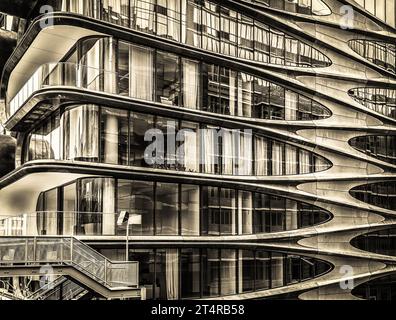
[0,236,138,288]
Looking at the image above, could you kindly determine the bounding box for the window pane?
[181,248,201,298]
[201,186,219,235]
[220,188,236,235]
[241,250,255,292]
[181,184,200,235]
[130,44,154,101]
[256,250,271,290]
[129,112,154,167]
[100,107,129,165]
[156,51,180,106]
[220,249,236,295]
[155,182,179,235]
[178,121,200,172]
[182,58,200,109]
[202,248,220,297]
[118,180,154,235]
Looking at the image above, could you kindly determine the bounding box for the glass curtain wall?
[58,0,331,68]
[26,105,331,175]
[99,247,332,299]
[33,177,331,237]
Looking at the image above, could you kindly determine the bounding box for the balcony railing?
[8,62,123,118]
[0,236,139,288]
[0,211,140,237]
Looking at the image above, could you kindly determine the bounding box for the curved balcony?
[351,227,396,256]
[349,135,396,165]
[52,0,331,69]
[349,39,396,74]
[352,274,396,300]
[348,87,396,120]
[243,0,331,16]
[24,103,332,177]
[8,56,332,124]
[0,176,332,237]
[350,181,396,211]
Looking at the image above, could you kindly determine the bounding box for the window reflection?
[350,135,396,165]
[350,182,396,211]
[29,177,332,238]
[58,0,331,68]
[26,105,331,176]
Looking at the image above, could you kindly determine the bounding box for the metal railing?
[0,237,139,289]
[8,62,123,118]
[28,276,87,300]
[0,211,134,237]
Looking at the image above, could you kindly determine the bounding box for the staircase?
[27,276,88,300]
[0,237,142,300]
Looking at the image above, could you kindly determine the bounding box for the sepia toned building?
[0,0,395,300]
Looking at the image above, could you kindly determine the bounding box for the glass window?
[238,73,253,117]
[285,144,298,175]
[238,15,254,60]
[272,141,285,175]
[178,121,200,172]
[270,196,286,232]
[132,0,156,33]
[201,186,219,235]
[156,51,180,106]
[219,188,237,235]
[271,252,284,288]
[253,78,270,119]
[241,250,255,292]
[63,105,99,161]
[270,29,285,65]
[62,183,76,235]
[77,178,115,236]
[155,248,179,299]
[182,0,202,48]
[100,107,129,165]
[202,248,220,297]
[255,136,269,175]
[202,2,220,53]
[254,22,270,63]
[130,44,154,101]
[129,249,155,299]
[253,193,270,233]
[181,248,201,298]
[181,184,200,235]
[256,250,270,290]
[220,68,238,116]
[220,7,237,56]
[103,0,130,26]
[286,255,301,284]
[155,117,179,170]
[129,112,154,167]
[220,249,237,295]
[182,58,201,109]
[269,83,285,120]
[155,182,179,235]
[118,41,130,97]
[117,180,154,235]
[299,149,312,174]
[156,0,181,41]
[239,191,253,235]
[201,125,221,174]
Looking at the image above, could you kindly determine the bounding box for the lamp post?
[117,211,130,261]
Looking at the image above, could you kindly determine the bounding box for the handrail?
[28,277,86,300]
[0,236,139,289]
[8,62,120,117]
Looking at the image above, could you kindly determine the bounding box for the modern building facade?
[0,0,395,300]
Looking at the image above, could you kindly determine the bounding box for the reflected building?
[0,0,395,300]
